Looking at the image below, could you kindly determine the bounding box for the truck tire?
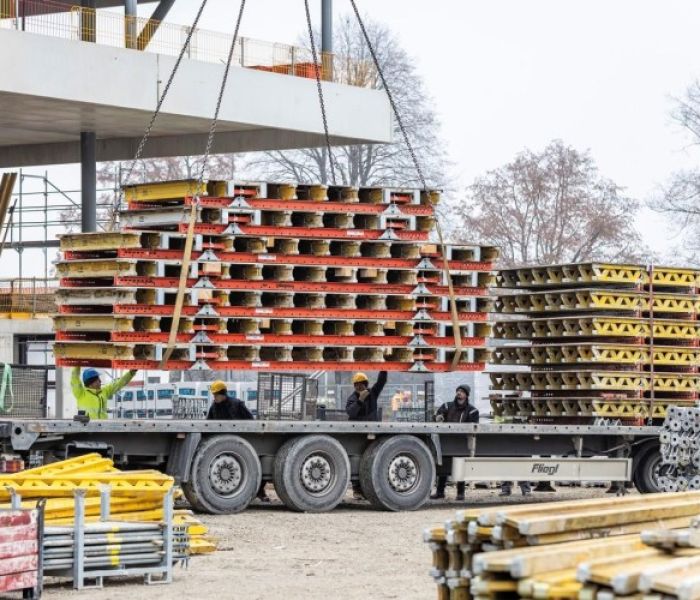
[359,435,435,511]
[273,435,350,512]
[184,435,261,514]
[633,447,664,493]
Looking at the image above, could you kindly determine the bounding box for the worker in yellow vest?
[71,367,137,419]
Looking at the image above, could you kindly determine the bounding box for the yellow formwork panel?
[123,179,206,202]
[52,316,136,332]
[55,259,140,278]
[498,290,700,314]
[489,371,700,392]
[498,263,700,289]
[52,342,128,359]
[0,453,115,478]
[58,232,144,252]
[0,478,172,500]
[493,345,700,367]
[493,317,700,340]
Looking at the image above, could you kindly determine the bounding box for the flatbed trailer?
[0,419,662,513]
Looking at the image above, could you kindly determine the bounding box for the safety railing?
[0,0,343,83]
[0,277,58,316]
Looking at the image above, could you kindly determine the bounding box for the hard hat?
[210,380,227,394]
[352,372,369,384]
[82,368,100,385]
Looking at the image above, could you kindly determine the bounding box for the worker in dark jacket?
[207,380,268,501]
[345,371,388,422]
[207,380,253,420]
[431,383,479,501]
[346,371,388,499]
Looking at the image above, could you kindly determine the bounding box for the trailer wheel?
[359,435,435,511]
[273,435,350,512]
[633,447,664,493]
[185,435,261,514]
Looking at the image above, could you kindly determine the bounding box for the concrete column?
[321,0,332,80]
[80,132,97,233]
[124,0,138,49]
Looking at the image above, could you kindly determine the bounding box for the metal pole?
[124,0,137,49]
[320,0,333,80]
[80,132,97,233]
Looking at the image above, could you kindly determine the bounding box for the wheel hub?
[209,453,243,496]
[388,454,418,493]
[301,454,332,493]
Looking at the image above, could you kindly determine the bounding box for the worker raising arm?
[207,380,253,420]
[345,371,388,422]
[71,367,137,420]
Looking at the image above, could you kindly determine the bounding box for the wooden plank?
[0,524,38,544]
[639,555,700,594]
[0,570,37,594]
[514,497,700,535]
[473,535,644,579]
[484,491,700,526]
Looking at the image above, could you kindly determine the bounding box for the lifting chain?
[347,0,463,368]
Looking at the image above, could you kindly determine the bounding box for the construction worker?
[346,371,388,499]
[207,380,268,502]
[207,380,253,420]
[431,384,479,501]
[345,371,388,422]
[71,367,137,420]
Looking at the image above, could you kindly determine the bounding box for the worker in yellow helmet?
[207,380,253,420]
[345,371,387,422]
[207,380,267,502]
[346,370,388,500]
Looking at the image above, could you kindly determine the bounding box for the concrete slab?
[0,29,392,167]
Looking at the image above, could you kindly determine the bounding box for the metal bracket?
[193,277,215,289]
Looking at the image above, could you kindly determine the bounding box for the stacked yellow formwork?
[490,263,700,422]
[53,179,497,373]
[424,492,700,600]
[0,454,215,554]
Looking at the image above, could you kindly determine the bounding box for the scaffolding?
[0,170,117,279]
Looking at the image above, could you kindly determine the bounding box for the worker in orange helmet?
[346,371,388,499]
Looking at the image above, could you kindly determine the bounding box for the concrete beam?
[0,29,392,168]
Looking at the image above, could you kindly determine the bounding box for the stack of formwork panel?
[489,263,700,423]
[53,180,496,372]
[424,493,700,600]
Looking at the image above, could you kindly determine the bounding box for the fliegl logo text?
[531,462,560,475]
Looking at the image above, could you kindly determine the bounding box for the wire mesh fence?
[0,0,347,83]
[256,373,318,421]
[0,363,48,418]
[0,278,57,315]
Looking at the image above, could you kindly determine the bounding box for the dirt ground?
[31,486,615,600]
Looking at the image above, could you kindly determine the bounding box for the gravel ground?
[32,486,616,600]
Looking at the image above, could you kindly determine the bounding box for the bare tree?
[453,140,646,267]
[243,15,449,188]
[655,82,700,262]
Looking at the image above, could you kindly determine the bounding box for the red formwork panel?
[57,358,486,372]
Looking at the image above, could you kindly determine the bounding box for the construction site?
[2,0,700,599]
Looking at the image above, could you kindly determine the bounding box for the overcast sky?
[4,0,700,276]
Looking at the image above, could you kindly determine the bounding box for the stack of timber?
[53,180,497,372]
[490,263,700,423]
[423,492,700,600]
[0,453,216,556]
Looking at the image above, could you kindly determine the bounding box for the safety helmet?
[210,380,227,394]
[82,368,100,385]
[352,372,369,384]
